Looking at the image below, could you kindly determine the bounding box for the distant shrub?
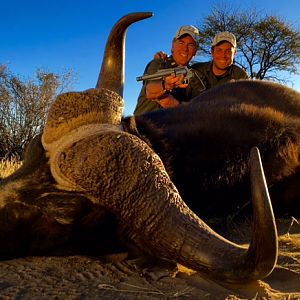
[0,156,22,179]
[0,64,76,158]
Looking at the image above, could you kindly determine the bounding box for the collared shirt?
[134,56,178,115]
[134,59,248,115]
[134,56,207,115]
[186,61,249,99]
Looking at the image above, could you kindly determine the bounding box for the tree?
[196,4,300,82]
[0,65,76,158]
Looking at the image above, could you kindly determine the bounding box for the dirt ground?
[0,218,299,300]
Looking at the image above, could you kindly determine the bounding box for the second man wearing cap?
[187,31,248,100]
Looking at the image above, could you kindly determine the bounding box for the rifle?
[136,66,193,84]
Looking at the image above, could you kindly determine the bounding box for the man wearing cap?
[186,31,248,99]
[134,25,203,115]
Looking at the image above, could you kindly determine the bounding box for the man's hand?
[154,51,168,60]
[164,74,188,90]
[145,74,188,101]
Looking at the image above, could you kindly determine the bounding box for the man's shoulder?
[144,57,176,74]
[231,65,248,78]
[144,59,162,74]
[191,61,211,70]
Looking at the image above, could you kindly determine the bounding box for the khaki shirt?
[134,57,178,116]
[134,59,248,115]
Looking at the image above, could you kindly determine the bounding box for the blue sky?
[1,0,300,115]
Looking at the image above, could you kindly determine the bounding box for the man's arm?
[134,59,164,115]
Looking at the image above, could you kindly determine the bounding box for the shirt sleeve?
[143,59,164,77]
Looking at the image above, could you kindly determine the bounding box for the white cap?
[212,31,236,47]
[175,25,199,43]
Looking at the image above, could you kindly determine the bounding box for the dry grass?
[0,157,22,179]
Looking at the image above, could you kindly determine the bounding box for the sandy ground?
[0,218,299,300]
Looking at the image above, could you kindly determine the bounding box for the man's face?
[171,35,197,66]
[211,41,236,71]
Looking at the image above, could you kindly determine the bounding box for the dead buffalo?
[0,12,280,286]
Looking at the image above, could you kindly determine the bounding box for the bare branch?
[195,6,300,82]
